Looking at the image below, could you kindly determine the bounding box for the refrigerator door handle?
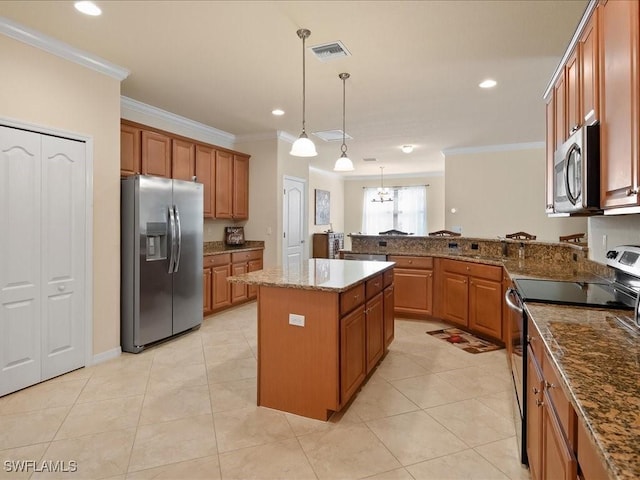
[168,205,177,273]
[173,205,182,273]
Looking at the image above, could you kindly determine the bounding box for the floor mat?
[427,327,503,354]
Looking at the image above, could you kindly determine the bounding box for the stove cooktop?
[513,278,635,310]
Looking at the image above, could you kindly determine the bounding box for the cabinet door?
[141,130,171,177]
[542,392,578,480]
[172,139,195,181]
[247,258,263,300]
[545,95,555,213]
[340,305,366,403]
[527,348,544,480]
[393,268,432,316]
[203,267,212,316]
[441,271,468,326]
[212,264,231,310]
[195,144,215,218]
[231,262,248,304]
[580,8,599,125]
[554,71,567,148]
[566,49,580,137]
[600,0,640,208]
[120,123,141,176]
[214,150,233,218]
[383,285,394,348]
[233,154,249,219]
[365,292,384,374]
[468,277,502,340]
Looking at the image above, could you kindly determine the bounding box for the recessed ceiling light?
[479,79,497,89]
[401,145,414,154]
[74,1,102,16]
[271,109,285,116]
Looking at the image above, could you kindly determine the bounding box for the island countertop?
[228,258,395,292]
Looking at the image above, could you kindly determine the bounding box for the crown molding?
[0,16,129,80]
[442,141,544,156]
[120,96,235,143]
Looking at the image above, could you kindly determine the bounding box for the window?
[362,185,427,235]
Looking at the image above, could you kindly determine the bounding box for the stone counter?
[524,303,639,480]
[203,240,264,256]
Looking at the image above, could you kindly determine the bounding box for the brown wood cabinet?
[554,71,567,149]
[383,283,395,348]
[172,139,195,181]
[312,233,344,259]
[580,7,599,126]
[230,261,248,304]
[215,150,233,218]
[195,144,215,218]
[545,95,555,213]
[436,259,503,340]
[340,304,367,403]
[141,130,171,177]
[247,258,263,299]
[203,266,213,316]
[600,0,640,209]
[527,346,544,480]
[365,277,384,374]
[388,255,433,318]
[120,123,141,176]
[566,48,580,138]
[233,154,249,220]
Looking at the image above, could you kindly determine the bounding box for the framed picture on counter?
[314,189,330,225]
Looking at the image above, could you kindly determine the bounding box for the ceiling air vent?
[310,41,351,62]
[363,158,377,162]
[312,129,353,142]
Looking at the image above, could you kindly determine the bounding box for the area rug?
[427,327,503,354]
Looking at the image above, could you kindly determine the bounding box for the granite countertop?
[203,240,264,256]
[228,258,395,292]
[524,303,639,480]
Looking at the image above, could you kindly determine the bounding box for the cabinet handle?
[570,124,580,134]
[626,188,638,196]
[536,399,544,407]
[545,381,556,389]
[408,260,413,264]
[533,387,540,394]
[354,294,359,300]
[527,335,535,343]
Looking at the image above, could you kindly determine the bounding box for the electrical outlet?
[603,234,608,250]
[471,243,479,250]
[379,241,387,247]
[289,313,305,327]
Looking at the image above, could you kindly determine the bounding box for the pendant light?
[290,28,317,157]
[333,72,355,172]
[372,167,393,202]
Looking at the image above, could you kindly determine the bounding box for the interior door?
[0,126,42,395]
[283,176,306,270]
[41,135,86,380]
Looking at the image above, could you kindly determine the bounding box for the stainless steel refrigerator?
[121,175,203,353]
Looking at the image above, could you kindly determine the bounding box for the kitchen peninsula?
[228,259,395,420]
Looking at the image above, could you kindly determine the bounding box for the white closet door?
[0,126,42,396]
[41,135,85,380]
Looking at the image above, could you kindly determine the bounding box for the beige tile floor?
[0,303,531,480]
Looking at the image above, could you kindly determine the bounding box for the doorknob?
[58,285,66,292]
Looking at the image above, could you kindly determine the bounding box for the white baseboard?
[91,347,121,366]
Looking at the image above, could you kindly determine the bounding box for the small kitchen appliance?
[505,244,640,465]
[225,226,245,246]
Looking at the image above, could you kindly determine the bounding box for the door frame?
[282,175,309,266]
[2,116,94,367]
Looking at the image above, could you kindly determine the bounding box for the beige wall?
[309,167,345,237]
[588,215,640,263]
[444,147,587,242]
[1,36,122,356]
[344,174,445,250]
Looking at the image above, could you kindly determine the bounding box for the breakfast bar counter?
[229,259,395,420]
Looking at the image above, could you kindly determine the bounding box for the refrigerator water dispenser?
[145,222,167,261]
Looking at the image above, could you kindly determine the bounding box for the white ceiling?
[0,0,587,177]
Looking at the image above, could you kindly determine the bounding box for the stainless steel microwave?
[553,124,600,214]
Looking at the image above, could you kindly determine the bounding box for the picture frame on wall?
[315,189,330,225]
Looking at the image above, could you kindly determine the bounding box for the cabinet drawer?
[365,274,383,299]
[231,250,262,263]
[388,255,432,269]
[204,253,231,267]
[543,350,577,448]
[340,283,365,316]
[383,268,394,287]
[441,258,502,281]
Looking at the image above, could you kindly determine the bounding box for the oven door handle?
[505,288,523,314]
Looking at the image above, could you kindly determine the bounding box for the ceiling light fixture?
[479,79,497,89]
[74,1,102,16]
[334,73,354,172]
[401,145,414,154]
[372,167,393,203]
[272,109,285,116]
[290,28,317,157]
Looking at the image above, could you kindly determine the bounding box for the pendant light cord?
[339,72,350,155]
[301,30,308,135]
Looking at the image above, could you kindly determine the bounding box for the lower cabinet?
[365,291,384,374]
[383,283,395,348]
[387,255,433,318]
[203,250,263,316]
[340,305,367,402]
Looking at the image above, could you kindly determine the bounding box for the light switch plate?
[289,313,305,327]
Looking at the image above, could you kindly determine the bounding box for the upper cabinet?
[580,8,599,126]
[545,95,555,213]
[120,120,250,219]
[599,0,640,209]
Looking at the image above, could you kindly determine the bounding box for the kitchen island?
[228,259,395,420]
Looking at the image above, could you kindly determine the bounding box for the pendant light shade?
[333,72,354,171]
[290,28,317,157]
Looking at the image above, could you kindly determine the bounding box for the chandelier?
[372,167,393,202]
